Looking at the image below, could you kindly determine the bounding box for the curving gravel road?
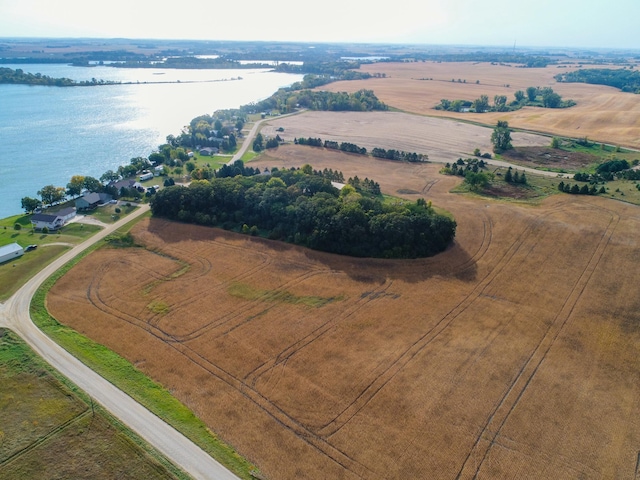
[0,204,240,480]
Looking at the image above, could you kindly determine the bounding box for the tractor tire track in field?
[145,238,272,320]
[455,206,620,480]
[83,259,378,477]
[317,207,558,438]
[168,268,328,343]
[164,338,378,479]
[0,410,91,468]
[450,209,493,276]
[244,278,394,389]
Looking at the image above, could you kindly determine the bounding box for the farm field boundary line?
[455,202,620,479]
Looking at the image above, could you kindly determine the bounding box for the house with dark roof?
[31,213,65,230]
[75,192,113,210]
[108,179,143,193]
[30,207,76,230]
[199,147,219,156]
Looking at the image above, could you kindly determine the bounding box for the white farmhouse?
[0,243,24,264]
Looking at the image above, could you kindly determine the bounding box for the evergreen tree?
[504,167,513,183]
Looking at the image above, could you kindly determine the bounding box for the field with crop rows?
[48,147,640,479]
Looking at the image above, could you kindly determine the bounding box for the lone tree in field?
[491,121,513,153]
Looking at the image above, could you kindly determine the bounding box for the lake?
[0,64,303,219]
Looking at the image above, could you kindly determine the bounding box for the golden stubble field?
[260,110,549,163]
[48,145,640,479]
[321,62,640,149]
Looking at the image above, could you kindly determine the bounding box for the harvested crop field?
[48,149,640,479]
[321,62,640,149]
[260,110,550,163]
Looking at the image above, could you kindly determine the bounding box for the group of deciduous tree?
[436,87,574,113]
[150,167,456,259]
[555,68,640,93]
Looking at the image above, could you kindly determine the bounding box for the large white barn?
[0,243,24,264]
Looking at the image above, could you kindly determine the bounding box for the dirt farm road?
[0,204,240,480]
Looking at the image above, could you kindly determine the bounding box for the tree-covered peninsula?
[150,167,456,259]
[0,67,118,86]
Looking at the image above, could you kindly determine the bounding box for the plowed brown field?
[321,62,640,149]
[48,147,640,479]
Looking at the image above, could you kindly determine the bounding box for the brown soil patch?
[321,62,640,149]
[261,110,549,164]
[482,182,539,200]
[501,146,598,170]
[48,149,640,479]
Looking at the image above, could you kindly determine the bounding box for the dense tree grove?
[150,168,456,258]
[436,86,574,113]
[555,68,640,93]
[244,88,387,114]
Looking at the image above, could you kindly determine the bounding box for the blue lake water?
[0,64,303,219]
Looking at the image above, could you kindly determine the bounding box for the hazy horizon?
[1,0,639,50]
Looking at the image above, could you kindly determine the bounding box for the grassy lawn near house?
[191,152,230,170]
[85,203,140,224]
[0,215,101,301]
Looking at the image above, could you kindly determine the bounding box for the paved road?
[228,110,305,166]
[0,204,239,480]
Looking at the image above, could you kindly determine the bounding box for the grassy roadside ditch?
[27,216,257,480]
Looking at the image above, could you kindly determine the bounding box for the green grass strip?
[29,228,257,479]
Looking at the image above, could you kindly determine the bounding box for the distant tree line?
[557,181,604,195]
[436,87,574,113]
[555,68,640,93]
[294,137,428,162]
[573,159,640,182]
[0,67,118,87]
[379,53,553,68]
[150,167,456,259]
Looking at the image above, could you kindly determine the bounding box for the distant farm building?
[75,192,113,210]
[0,243,24,264]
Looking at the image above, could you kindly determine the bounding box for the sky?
[0,0,639,50]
